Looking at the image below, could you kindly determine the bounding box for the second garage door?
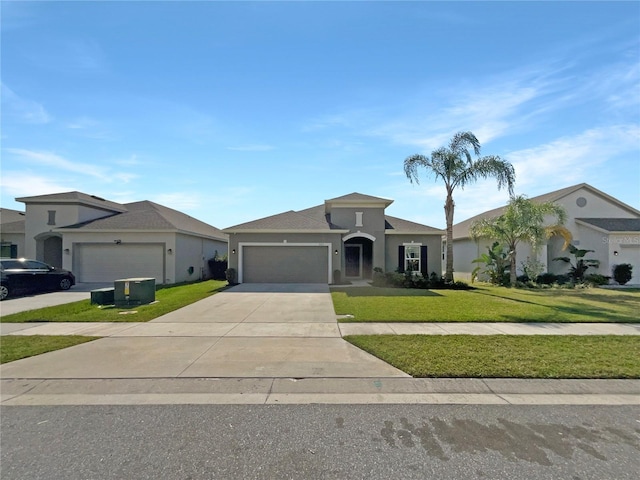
[242,245,330,283]
[74,243,165,283]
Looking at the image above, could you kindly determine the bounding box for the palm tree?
[469,195,570,285]
[404,131,515,283]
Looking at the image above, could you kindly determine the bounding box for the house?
[223,193,444,284]
[1,192,228,284]
[0,208,26,258]
[451,183,640,283]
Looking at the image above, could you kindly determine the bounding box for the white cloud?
[5,148,109,180]
[508,125,640,190]
[1,83,51,124]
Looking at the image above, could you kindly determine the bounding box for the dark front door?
[345,244,361,277]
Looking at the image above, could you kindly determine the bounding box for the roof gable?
[453,183,640,239]
[58,200,227,240]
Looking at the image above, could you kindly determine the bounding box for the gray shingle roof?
[453,183,640,239]
[224,197,441,233]
[224,208,335,231]
[16,191,127,212]
[385,215,444,234]
[59,201,227,240]
[325,192,393,204]
[576,218,640,232]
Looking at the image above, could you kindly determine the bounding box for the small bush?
[613,263,633,285]
[225,268,237,285]
[584,274,611,286]
[536,272,558,285]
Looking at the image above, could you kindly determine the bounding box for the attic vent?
[90,195,106,201]
[576,197,587,208]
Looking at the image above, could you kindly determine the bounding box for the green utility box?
[90,287,115,305]
[114,277,156,307]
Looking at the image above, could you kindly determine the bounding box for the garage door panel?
[75,244,164,283]
[243,246,328,283]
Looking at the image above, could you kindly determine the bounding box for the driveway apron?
[0,284,408,379]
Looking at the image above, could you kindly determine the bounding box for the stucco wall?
[384,234,442,276]
[175,233,227,283]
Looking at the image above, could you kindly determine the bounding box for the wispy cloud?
[25,38,107,73]
[5,148,108,180]
[1,83,51,124]
[509,125,640,190]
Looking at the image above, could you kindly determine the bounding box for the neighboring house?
[223,193,444,284]
[451,183,640,283]
[4,192,228,284]
[0,208,26,258]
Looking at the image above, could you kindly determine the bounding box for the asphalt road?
[2,404,638,479]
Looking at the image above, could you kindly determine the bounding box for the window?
[405,244,421,273]
[47,210,56,225]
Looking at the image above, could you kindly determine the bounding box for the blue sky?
[2,1,639,230]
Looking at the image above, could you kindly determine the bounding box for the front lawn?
[331,285,640,322]
[345,335,640,378]
[1,280,228,323]
[0,335,98,364]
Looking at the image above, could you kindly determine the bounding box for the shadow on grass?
[469,287,640,322]
[330,286,443,297]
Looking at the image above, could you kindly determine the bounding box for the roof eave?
[224,228,349,234]
[385,230,444,235]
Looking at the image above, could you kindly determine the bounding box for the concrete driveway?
[0,283,110,316]
[0,283,408,379]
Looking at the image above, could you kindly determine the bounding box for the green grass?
[345,335,640,378]
[0,335,98,364]
[1,280,228,323]
[331,285,640,322]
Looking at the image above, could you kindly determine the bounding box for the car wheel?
[0,284,9,301]
[59,277,72,290]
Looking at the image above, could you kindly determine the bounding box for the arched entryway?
[35,234,63,268]
[344,236,374,280]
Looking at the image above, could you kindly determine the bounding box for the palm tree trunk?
[509,246,517,286]
[444,192,455,283]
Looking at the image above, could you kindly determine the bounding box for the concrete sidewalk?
[3,321,639,337]
[2,377,639,406]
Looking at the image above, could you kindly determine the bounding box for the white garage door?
[75,244,164,283]
[242,245,330,283]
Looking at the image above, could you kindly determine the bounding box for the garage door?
[75,244,164,283]
[242,245,329,283]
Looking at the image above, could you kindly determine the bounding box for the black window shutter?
[398,245,405,272]
[420,246,428,276]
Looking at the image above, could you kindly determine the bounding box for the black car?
[0,258,76,301]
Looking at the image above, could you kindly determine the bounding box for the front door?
[345,244,362,277]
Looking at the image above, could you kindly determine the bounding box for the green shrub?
[584,274,611,286]
[613,263,633,285]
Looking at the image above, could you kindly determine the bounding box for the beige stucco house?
[224,193,444,284]
[451,183,640,284]
[1,192,228,284]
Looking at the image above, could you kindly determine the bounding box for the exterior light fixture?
[334,249,339,255]
[232,249,236,254]
[64,248,70,254]
[614,251,619,256]
[167,248,173,254]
